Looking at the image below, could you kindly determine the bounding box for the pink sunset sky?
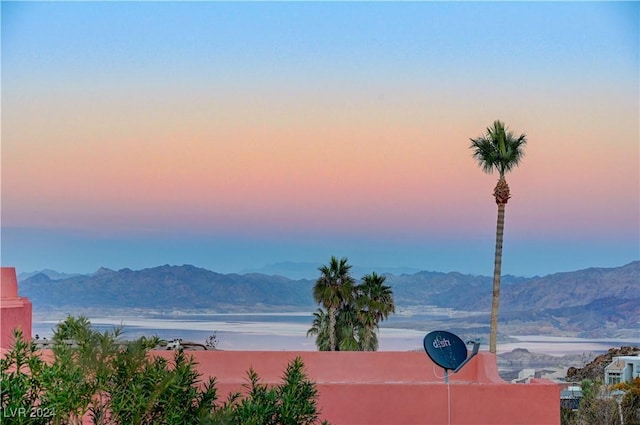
[1,2,638,277]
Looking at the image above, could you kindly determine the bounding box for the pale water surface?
[31,313,638,355]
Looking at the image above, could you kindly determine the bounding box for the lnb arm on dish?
[453,340,481,374]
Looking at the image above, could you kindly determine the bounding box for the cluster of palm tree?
[307,256,395,351]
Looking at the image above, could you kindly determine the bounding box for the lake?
[30,311,638,355]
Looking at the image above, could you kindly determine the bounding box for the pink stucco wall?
[24,350,560,425]
[0,267,32,349]
[152,350,560,425]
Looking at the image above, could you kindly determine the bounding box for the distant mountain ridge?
[18,269,83,282]
[20,264,314,310]
[18,261,639,338]
[241,261,422,280]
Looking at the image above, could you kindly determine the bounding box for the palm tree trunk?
[328,306,336,351]
[363,327,371,351]
[490,201,506,353]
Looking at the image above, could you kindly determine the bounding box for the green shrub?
[232,357,324,425]
[0,316,328,425]
[1,330,50,425]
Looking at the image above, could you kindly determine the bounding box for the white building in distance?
[605,355,640,385]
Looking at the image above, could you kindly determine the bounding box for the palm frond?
[469,120,527,177]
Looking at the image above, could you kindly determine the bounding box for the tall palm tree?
[470,120,527,353]
[312,256,355,351]
[356,273,395,351]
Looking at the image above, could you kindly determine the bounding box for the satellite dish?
[423,330,468,371]
[423,331,481,425]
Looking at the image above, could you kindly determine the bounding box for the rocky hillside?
[386,261,638,312]
[389,261,639,337]
[566,346,640,382]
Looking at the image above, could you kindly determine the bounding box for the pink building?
[1,267,560,424]
[0,267,32,349]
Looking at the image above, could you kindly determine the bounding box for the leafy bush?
[1,316,328,425]
[612,377,640,425]
[561,378,639,425]
[232,357,327,425]
[0,330,50,425]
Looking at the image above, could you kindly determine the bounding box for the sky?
[1,1,638,278]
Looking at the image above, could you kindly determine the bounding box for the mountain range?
[18,261,639,339]
[241,261,423,280]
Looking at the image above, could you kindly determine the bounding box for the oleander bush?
[0,316,329,425]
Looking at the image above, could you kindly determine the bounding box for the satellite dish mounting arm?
[453,340,480,374]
